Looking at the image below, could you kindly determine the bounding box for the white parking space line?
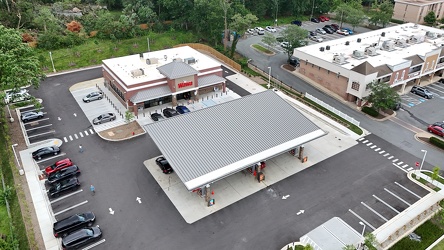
[407,167,414,171]
[54,200,88,216]
[373,195,400,214]
[82,239,106,250]
[64,137,68,142]
[392,159,398,163]
[50,190,84,204]
[370,145,377,149]
[379,151,385,154]
[394,182,422,199]
[366,142,373,146]
[375,148,380,151]
[23,117,50,125]
[69,135,73,141]
[362,140,368,143]
[74,134,78,139]
[348,209,376,230]
[89,129,94,134]
[26,124,52,131]
[80,132,84,137]
[388,156,394,160]
[27,130,55,138]
[361,202,389,222]
[384,188,411,206]
[35,153,66,164]
[84,130,89,136]
[392,163,408,173]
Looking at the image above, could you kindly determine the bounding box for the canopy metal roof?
[145,90,326,191]
[157,61,199,79]
[130,85,172,103]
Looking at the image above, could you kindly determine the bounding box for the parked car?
[21,111,43,122]
[4,89,31,104]
[92,112,116,125]
[342,27,354,35]
[45,158,74,176]
[411,86,433,99]
[246,28,255,35]
[176,105,190,114]
[331,24,340,30]
[310,17,320,23]
[53,212,95,237]
[309,36,323,42]
[48,177,80,198]
[337,29,349,36]
[155,157,174,174]
[315,28,326,35]
[163,108,180,118]
[82,91,103,103]
[254,27,265,35]
[324,25,337,31]
[309,31,316,37]
[428,125,444,137]
[280,42,291,49]
[291,20,302,26]
[151,113,165,121]
[392,102,401,111]
[289,57,300,67]
[432,121,444,129]
[46,165,80,185]
[438,78,444,83]
[322,27,334,34]
[61,226,102,249]
[276,37,284,43]
[32,146,60,160]
[265,26,276,32]
[319,16,330,21]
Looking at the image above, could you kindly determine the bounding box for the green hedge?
[430,137,444,149]
[362,106,379,117]
[391,19,405,24]
[390,220,444,250]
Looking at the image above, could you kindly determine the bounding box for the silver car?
[315,28,326,35]
[21,111,44,122]
[83,92,103,103]
[92,113,116,125]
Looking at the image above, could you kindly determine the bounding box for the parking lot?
[400,81,444,108]
[19,105,56,146]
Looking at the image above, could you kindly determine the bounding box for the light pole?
[267,67,271,89]
[359,221,366,236]
[416,149,427,179]
[310,0,315,20]
[11,144,24,175]
[49,52,56,73]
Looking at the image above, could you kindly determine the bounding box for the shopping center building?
[102,46,226,115]
[293,23,444,106]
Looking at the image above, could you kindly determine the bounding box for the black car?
[151,113,165,121]
[32,146,60,160]
[289,57,300,67]
[155,157,173,174]
[61,226,102,249]
[53,212,95,237]
[322,27,334,34]
[309,31,316,37]
[291,20,302,26]
[310,17,320,23]
[46,165,81,185]
[48,177,80,198]
[163,108,180,118]
[438,78,444,83]
[324,25,337,31]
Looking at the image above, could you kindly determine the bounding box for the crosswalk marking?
[89,129,94,134]
[64,137,68,142]
[402,164,408,168]
[69,135,73,141]
[366,142,373,146]
[74,134,78,139]
[80,132,84,137]
[370,145,377,149]
[388,156,394,159]
[362,140,368,143]
[375,148,380,151]
[379,150,385,154]
[384,153,390,157]
[407,167,414,171]
[84,130,89,136]
[392,159,398,163]
[397,161,404,165]
[358,137,365,141]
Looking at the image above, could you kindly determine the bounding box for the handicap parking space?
[19,106,56,145]
[400,81,444,108]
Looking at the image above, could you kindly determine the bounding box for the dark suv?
[53,212,95,237]
[291,20,302,26]
[61,226,102,249]
[411,86,433,99]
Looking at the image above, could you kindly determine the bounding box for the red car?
[428,125,444,137]
[45,158,73,176]
[319,16,330,22]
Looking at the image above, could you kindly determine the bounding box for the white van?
[4,88,31,104]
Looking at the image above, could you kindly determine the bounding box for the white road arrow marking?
[73,113,77,117]
[296,210,305,215]
[136,197,142,204]
[58,117,61,121]
[109,208,114,215]
[282,195,290,200]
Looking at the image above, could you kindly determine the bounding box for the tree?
[262,32,276,49]
[0,25,45,91]
[122,0,157,24]
[303,244,314,250]
[190,0,224,46]
[125,110,135,123]
[424,11,437,26]
[369,0,394,27]
[342,245,356,250]
[347,8,366,31]
[33,6,62,33]
[221,0,232,50]
[230,13,258,57]
[364,81,400,112]
[280,25,307,61]
[364,232,378,250]
[431,166,441,185]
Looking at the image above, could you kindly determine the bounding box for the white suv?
[255,27,265,35]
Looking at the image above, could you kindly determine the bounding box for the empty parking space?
[19,106,57,145]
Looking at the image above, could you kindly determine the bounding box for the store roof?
[144,90,326,191]
[130,84,172,103]
[198,74,225,87]
[157,61,199,79]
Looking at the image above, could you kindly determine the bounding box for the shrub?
[66,21,82,33]
[362,106,379,117]
[430,137,444,149]
[21,33,34,43]
[391,19,404,24]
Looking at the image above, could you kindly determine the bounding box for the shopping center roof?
[145,90,326,191]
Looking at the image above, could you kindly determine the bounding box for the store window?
[351,81,360,91]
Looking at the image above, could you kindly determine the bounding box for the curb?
[96,129,147,142]
[407,171,436,193]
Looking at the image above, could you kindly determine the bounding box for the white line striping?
[84,130,89,135]
[392,163,408,173]
[392,159,398,162]
[366,143,373,146]
[375,148,381,151]
[74,134,78,139]
[23,117,49,125]
[80,132,84,137]
[89,129,94,134]
[362,140,368,143]
[407,167,414,171]
[69,135,73,141]
[388,156,394,160]
[379,151,385,154]
[397,161,404,165]
[64,137,68,142]
[54,200,88,216]
[384,153,390,157]
[348,209,376,230]
[35,153,66,164]
[25,124,53,131]
[50,190,84,204]
[395,182,422,199]
[402,164,409,168]
[385,188,411,206]
[361,201,389,222]
[27,130,56,138]
[82,239,106,249]
[370,145,377,149]
[358,138,365,141]
[373,195,400,214]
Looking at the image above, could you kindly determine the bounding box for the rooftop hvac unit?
[409,35,424,43]
[395,39,408,48]
[326,45,330,50]
[164,55,168,61]
[382,40,396,51]
[381,32,386,37]
[131,69,144,77]
[426,31,438,39]
[357,38,361,43]
[345,41,350,45]
[184,57,196,64]
[320,47,325,51]
[146,58,159,65]
[333,54,346,64]
[173,58,183,62]
[139,53,143,59]
[352,50,366,59]
[365,46,378,56]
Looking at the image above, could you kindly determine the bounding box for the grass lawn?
[0,205,11,235]
[36,31,197,73]
[432,239,444,250]
[390,220,444,250]
[423,172,444,186]
[252,44,273,54]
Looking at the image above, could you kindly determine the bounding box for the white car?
[280,42,291,48]
[4,88,31,104]
[265,26,277,32]
[315,28,326,35]
[246,28,255,35]
[309,36,323,42]
[255,27,265,35]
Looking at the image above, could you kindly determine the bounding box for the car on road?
[45,158,74,176]
[155,157,174,174]
[428,125,444,137]
[315,28,326,35]
[21,111,43,122]
[82,91,103,103]
[254,27,265,35]
[61,226,102,249]
[53,212,96,237]
[309,36,323,42]
[310,17,320,23]
[4,89,32,104]
[151,113,165,121]
[322,27,334,34]
[48,177,80,198]
[92,112,116,125]
[289,57,300,67]
[342,27,354,35]
[411,86,433,99]
[32,146,60,160]
[265,26,276,32]
[291,20,302,26]
[246,28,255,35]
[337,29,349,36]
[46,165,80,185]
[319,16,330,21]
[176,105,190,114]
[163,108,180,117]
[432,121,444,129]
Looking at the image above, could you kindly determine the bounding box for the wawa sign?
[178,81,193,88]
